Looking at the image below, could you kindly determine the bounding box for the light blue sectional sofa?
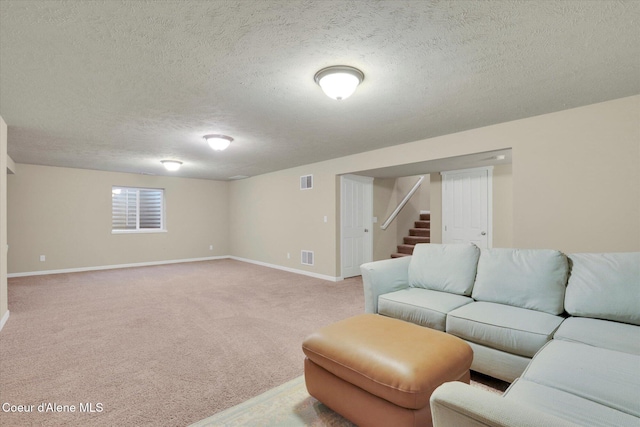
[360,244,640,427]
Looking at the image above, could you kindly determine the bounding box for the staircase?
[391,212,430,258]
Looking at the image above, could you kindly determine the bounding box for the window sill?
[112,229,168,235]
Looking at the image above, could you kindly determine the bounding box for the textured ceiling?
[0,0,638,180]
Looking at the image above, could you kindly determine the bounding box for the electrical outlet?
[323,216,328,223]
[209,245,213,250]
[39,255,46,262]
[287,253,291,259]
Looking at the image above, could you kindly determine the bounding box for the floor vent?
[301,250,314,266]
[300,175,313,190]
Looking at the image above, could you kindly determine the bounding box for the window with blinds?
[112,187,165,232]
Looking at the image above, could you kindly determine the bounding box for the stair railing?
[380,176,425,230]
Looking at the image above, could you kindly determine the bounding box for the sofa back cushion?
[471,248,568,315]
[408,243,480,296]
[565,252,640,325]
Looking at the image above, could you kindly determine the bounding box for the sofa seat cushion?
[554,317,640,355]
[408,243,480,296]
[521,340,640,418]
[565,252,640,325]
[446,302,564,357]
[378,288,473,331]
[505,379,639,427]
[471,248,568,315]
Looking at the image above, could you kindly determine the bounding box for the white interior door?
[441,167,493,248]
[341,175,373,278]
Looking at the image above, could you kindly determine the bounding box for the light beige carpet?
[0,260,364,426]
[190,373,508,426]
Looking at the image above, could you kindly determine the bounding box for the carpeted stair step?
[391,212,431,258]
[414,220,430,229]
[409,228,430,237]
[404,236,430,245]
[397,244,415,255]
[390,252,411,258]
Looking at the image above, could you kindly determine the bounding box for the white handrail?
[381,176,424,230]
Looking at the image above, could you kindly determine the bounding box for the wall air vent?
[301,250,314,266]
[300,175,313,190]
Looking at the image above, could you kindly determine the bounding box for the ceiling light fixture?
[161,160,182,171]
[204,134,233,151]
[314,65,364,100]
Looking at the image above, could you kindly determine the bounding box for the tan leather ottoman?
[302,314,473,427]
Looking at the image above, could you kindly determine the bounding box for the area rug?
[189,375,352,427]
[190,373,508,427]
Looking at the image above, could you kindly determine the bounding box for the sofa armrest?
[430,382,579,427]
[360,256,411,313]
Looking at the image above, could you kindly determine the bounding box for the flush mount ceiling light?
[204,134,233,151]
[161,160,182,171]
[314,65,364,100]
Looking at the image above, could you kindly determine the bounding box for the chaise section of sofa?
[429,250,640,427]
[430,381,580,427]
[504,340,640,426]
[431,345,640,427]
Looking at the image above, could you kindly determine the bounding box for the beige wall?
[229,169,338,276]
[230,95,639,278]
[5,96,639,279]
[1,116,7,322]
[8,165,229,274]
[511,100,639,251]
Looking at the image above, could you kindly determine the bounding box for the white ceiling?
[0,1,638,181]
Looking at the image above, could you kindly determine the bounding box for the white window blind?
[112,187,165,232]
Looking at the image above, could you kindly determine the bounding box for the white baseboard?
[0,310,9,333]
[7,255,344,283]
[7,256,230,278]
[230,256,343,282]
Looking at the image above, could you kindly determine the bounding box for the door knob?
[364,229,369,233]
[481,231,486,236]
